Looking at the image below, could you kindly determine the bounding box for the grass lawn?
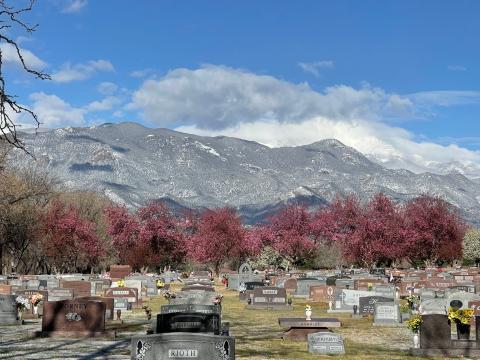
[144,282,460,360]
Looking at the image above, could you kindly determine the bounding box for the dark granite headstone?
[358,296,394,316]
[155,312,221,335]
[419,314,451,349]
[161,304,221,315]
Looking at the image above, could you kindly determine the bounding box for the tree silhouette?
[0,0,50,153]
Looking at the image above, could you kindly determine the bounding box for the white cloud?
[298,60,334,77]
[85,96,121,112]
[52,59,114,83]
[97,81,119,95]
[129,65,480,177]
[0,43,47,71]
[176,117,480,177]
[130,65,414,129]
[130,68,155,78]
[27,92,86,127]
[62,0,88,13]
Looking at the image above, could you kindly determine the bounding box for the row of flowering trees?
[33,193,467,274]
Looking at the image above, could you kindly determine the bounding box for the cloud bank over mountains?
[129,65,480,177]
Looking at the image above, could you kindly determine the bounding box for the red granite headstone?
[109,265,132,280]
[60,280,91,298]
[42,299,105,333]
[309,285,336,303]
[0,284,12,295]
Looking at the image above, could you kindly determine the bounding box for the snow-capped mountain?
[15,122,480,224]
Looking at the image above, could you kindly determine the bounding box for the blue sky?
[4,0,480,176]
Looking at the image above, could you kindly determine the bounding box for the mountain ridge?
[15,122,480,224]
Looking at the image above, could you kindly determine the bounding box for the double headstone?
[307,332,345,355]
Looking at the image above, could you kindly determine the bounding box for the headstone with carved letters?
[131,333,235,360]
[307,331,345,355]
[39,299,114,338]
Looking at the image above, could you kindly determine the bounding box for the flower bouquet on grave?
[156,279,165,289]
[30,293,43,307]
[117,279,125,287]
[163,290,175,299]
[367,283,373,291]
[15,296,30,318]
[30,293,43,315]
[406,314,422,333]
[142,305,152,320]
[448,307,474,340]
[212,294,223,305]
[406,294,418,309]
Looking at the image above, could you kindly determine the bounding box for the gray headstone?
[373,302,401,324]
[0,295,19,324]
[131,333,235,360]
[307,332,345,355]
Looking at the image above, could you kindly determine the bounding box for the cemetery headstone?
[131,333,235,360]
[104,287,138,303]
[155,312,221,335]
[60,280,91,298]
[247,287,290,310]
[40,299,114,338]
[419,314,451,349]
[110,265,132,280]
[0,294,20,325]
[373,302,401,325]
[307,332,345,355]
[358,296,394,316]
[161,304,221,315]
[48,288,74,302]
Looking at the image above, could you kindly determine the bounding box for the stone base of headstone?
[34,330,116,339]
[326,309,352,314]
[246,304,293,311]
[278,318,341,341]
[131,332,235,360]
[351,314,363,319]
[283,327,330,341]
[106,319,124,325]
[411,347,480,357]
[373,322,404,327]
[22,313,40,320]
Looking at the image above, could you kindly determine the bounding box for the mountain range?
[15,122,480,224]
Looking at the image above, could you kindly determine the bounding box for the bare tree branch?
[0,0,50,154]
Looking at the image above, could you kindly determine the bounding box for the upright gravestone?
[419,314,451,349]
[48,288,74,302]
[373,302,401,325]
[60,281,91,298]
[40,299,113,338]
[0,294,20,325]
[247,287,290,310]
[161,304,221,315]
[131,333,235,360]
[358,296,394,316]
[110,265,132,280]
[155,312,221,335]
[307,332,345,355]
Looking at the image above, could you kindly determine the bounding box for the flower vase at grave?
[328,301,332,311]
[305,307,312,321]
[33,305,38,315]
[456,321,471,340]
[413,333,420,348]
